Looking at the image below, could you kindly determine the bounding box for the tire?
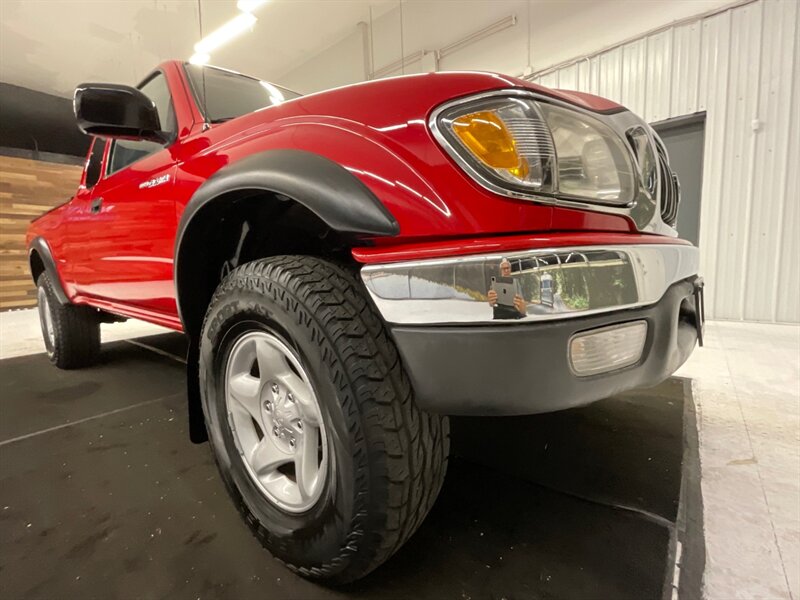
[36,272,100,369]
[199,256,449,584]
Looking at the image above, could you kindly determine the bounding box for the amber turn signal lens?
[452,111,529,178]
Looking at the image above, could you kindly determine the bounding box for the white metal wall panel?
[715,3,763,320]
[620,39,647,115]
[697,10,733,319]
[576,55,601,96]
[535,0,798,322]
[535,71,559,89]
[669,22,702,116]
[743,0,786,321]
[598,47,623,101]
[557,64,579,91]
[770,0,800,323]
[644,29,674,122]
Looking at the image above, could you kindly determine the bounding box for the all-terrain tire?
[199,256,450,584]
[36,272,100,369]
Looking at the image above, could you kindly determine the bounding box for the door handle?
[90,197,103,213]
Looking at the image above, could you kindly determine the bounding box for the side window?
[84,138,106,188]
[106,72,176,175]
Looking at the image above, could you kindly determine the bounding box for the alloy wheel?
[224,330,328,513]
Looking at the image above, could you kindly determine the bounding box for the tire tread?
[202,256,449,583]
[37,272,100,369]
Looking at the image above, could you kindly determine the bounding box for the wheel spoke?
[294,427,320,500]
[277,372,321,425]
[251,436,291,476]
[228,373,262,421]
[255,338,291,379]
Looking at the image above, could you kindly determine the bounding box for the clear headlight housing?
[434,95,637,206]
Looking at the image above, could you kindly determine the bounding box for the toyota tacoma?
[26,61,704,583]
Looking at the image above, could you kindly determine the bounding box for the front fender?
[176,148,399,243]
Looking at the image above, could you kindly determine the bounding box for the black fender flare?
[175,147,398,244]
[29,237,69,304]
[174,148,399,329]
[174,149,399,445]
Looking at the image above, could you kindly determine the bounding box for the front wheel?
[199,256,449,584]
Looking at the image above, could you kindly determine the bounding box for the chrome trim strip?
[361,244,698,325]
[428,89,677,235]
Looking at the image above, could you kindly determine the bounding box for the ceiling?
[0,0,394,97]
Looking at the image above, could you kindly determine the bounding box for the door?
[74,71,179,317]
[652,114,705,246]
[62,137,106,294]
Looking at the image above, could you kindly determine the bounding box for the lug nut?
[263,401,272,412]
[287,393,294,403]
[272,426,280,437]
[289,438,296,449]
[271,383,279,394]
[296,421,303,431]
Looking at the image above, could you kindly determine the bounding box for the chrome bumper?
[360,244,699,325]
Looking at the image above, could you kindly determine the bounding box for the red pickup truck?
[27,60,703,583]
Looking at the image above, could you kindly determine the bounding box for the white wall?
[531,0,799,323]
[277,0,735,92]
[279,0,798,323]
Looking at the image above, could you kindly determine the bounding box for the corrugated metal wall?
[531,0,799,323]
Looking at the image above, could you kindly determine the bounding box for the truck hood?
[213,71,625,137]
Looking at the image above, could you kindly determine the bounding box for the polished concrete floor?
[1,309,798,599]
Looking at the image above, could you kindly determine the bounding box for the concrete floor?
[676,321,800,600]
[1,308,798,599]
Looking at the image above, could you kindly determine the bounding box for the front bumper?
[360,243,702,415]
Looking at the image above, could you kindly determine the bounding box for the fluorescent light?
[237,0,268,12]
[194,12,257,54]
[189,52,210,65]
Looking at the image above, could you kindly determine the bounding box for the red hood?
[209,70,626,139]
[197,69,637,242]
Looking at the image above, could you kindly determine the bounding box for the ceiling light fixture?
[237,0,269,13]
[194,12,257,55]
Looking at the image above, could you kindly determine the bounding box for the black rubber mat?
[0,333,697,599]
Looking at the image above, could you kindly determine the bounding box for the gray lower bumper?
[391,279,701,416]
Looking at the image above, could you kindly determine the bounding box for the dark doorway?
[653,113,706,246]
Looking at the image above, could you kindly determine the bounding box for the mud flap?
[186,334,208,443]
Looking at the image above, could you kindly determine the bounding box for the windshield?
[185,64,301,123]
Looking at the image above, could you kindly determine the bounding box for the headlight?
[433,95,637,206]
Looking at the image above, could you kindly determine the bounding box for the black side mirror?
[74,83,168,143]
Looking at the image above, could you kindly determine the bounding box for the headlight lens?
[435,95,637,206]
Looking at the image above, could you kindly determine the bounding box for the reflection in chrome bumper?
[360,244,699,325]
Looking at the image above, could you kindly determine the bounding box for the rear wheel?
[36,272,100,369]
[199,256,449,583]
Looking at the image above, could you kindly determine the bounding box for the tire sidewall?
[199,282,364,571]
[37,274,59,363]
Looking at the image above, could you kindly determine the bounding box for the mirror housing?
[74,83,168,143]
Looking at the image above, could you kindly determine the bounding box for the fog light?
[569,321,647,376]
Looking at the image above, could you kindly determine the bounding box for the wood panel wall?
[0,155,82,310]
